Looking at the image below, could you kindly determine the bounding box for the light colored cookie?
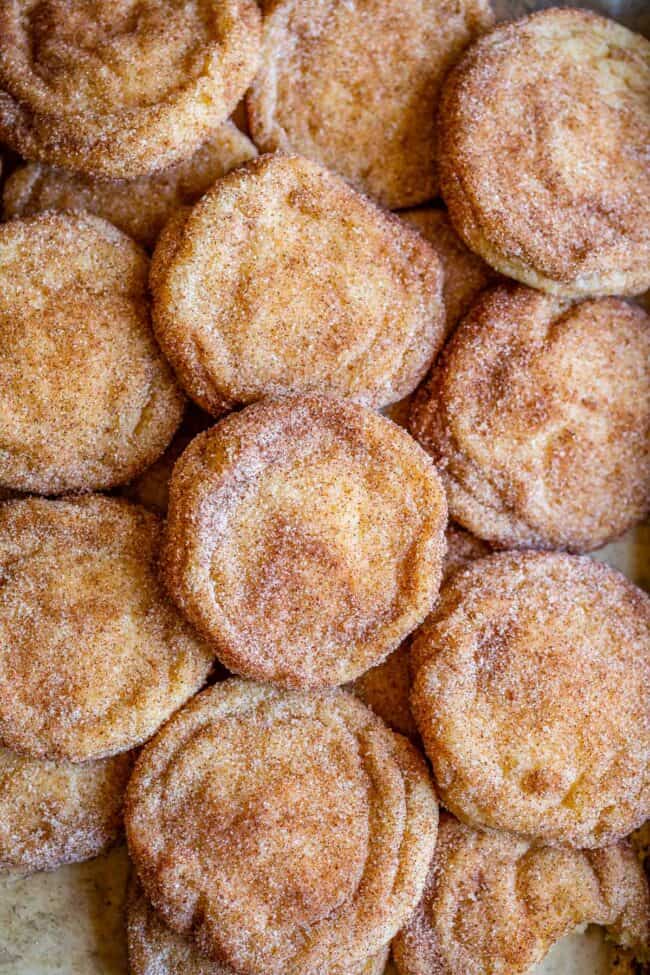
[0,747,133,874]
[410,286,650,552]
[411,552,650,848]
[0,0,261,178]
[126,679,438,975]
[247,0,493,208]
[392,814,650,975]
[0,211,185,495]
[127,874,389,975]
[400,208,494,336]
[151,153,445,414]
[162,396,447,688]
[0,496,214,763]
[438,8,650,297]
[2,122,257,248]
[350,526,490,738]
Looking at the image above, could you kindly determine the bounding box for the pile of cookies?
[0,2,648,974]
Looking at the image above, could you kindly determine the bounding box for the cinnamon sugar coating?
[2,121,257,248]
[0,496,214,762]
[151,154,446,414]
[126,680,438,975]
[0,0,261,178]
[411,552,650,848]
[246,0,493,209]
[350,526,490,738]
[127,874,390,975]
[400,208,495,337]
[162,396,448,688]
[0,747,133,873]
[438,8,650,297]
[392,814,650,975]
[0,212,185,495]
[410,285,650,553]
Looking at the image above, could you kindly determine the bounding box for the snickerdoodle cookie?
[392,814,650,975]
[0,0,261,178]
[247,0,493,208]
[410,285,650,552]
[438,9,650,297]
[3,121,257,248]
[0,496,213,763]
[400,208,494,336]
[0,212,185,495]
[126,680,438,975]
[151,154,445,414]
[163,396,447,688]
[127,875,390,975]
[350,526,490,738]
[411,552,650,848]
[0,748,133,873]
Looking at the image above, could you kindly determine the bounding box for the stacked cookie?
[0,3,648,975]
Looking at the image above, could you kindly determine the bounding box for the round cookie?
[0,496,214,763]
[0,747,133,873]
[410,286,650,553]
[0,0,261,179]
[392,814,650,975]
[151,153,446,414]
[126,679,438,975]
[438,8,650,297]
[400,208,494,336]
[350,526,490,738]
[411,552,650,848]
[127,874,390,975]
[2,121,257,249]
[163,396,448,688]
[0,212,185,495]
[247,0,494,208]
